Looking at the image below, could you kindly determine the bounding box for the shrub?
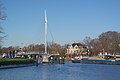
[0,58,36,66]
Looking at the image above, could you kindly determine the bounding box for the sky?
[1,0,120,47]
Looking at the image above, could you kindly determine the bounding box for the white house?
[65,43,87,58]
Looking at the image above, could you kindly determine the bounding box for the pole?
[45,10,47,54]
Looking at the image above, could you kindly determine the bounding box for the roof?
[72,43,85,48]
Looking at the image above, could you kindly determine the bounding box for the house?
[65,42,88,59]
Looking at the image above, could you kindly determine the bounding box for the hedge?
[0,58,36,66]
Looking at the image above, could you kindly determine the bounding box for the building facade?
[65,43,87,59]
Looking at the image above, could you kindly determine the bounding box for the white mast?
[45,10,47,54]
[42,10,49,63]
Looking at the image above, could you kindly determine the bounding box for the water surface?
[0,62,120,80]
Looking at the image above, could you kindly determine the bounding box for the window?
[76,47,77,49]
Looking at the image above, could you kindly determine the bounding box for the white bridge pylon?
[42,10,49,63]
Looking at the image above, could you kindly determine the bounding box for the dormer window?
[75,47,77,49]
[74,45,78,49]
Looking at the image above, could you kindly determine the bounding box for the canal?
[0,62,120,80]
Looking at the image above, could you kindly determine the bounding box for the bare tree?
[98,31,120,53]
[82,31,120,56]
[83,36,92,47]
[0,1,7,47]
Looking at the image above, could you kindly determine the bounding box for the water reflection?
[41,65,50,80]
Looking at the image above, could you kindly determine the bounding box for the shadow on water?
[0,61,120,80]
